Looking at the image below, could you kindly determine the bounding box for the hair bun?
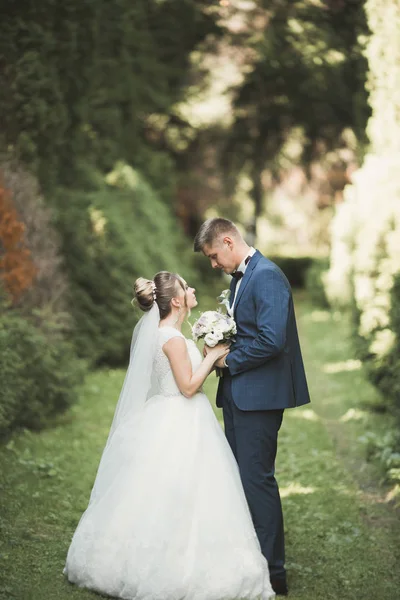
[133,277,155,312]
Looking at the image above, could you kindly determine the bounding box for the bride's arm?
[163,338,228,398]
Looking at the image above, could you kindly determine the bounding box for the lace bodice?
[153,327,202,396]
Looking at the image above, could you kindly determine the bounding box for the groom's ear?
[222,236,234,250]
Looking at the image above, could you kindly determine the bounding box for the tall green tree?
[224,0,369,235]
[0,0,219,192]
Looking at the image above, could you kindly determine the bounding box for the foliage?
[365,273,400,410]
[0,0,220,365]
[0,182,36,304]
[0,158,69,316]
[359,429,400,501]
[0,162,84,438]
[363,0,400,155]
[305,258,330,308]
[325,0,400,417]
[52,164,197,366]
[268,256,330,300]
[223,0,369,230]
[269,256,313,289]
[0,0,219,192]
[0,311,84,439]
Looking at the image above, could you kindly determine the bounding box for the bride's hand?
[206,343,230,363]
[204,343,229,357]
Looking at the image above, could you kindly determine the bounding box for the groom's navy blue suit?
[217,250,310,581]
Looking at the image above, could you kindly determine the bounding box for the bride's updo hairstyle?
[134,271,186,319]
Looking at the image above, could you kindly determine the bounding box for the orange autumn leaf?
[0,183,37,304]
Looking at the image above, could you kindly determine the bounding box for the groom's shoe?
[270,577,288,596]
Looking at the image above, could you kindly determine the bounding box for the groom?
[194,218,310,596]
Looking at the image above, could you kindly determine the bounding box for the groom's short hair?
[193,218,240,252]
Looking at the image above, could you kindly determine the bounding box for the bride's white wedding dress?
[64,326,275,600]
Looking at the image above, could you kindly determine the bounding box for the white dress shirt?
[228,247,256,315]
[224,247,256,370]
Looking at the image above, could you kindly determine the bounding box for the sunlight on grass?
[308,309,330,322]
[340,408,367,422]
[280,482,316,498]
[288,408,320,422]
[306,309,343,323]
[323,359,362,374]
[386,484,400,503]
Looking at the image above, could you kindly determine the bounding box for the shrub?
[325,0,400,420]
[326,158,400,416]
[359,429,400,505]
[0,162,85,439]
[269,256,313,288]
[0,181,36,304]
[305,258,330,308]
[366,273,400,409]
[0,158,69,316]
[52,164,197,366]
[0,311,84,439]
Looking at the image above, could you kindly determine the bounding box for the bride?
[64,271,275,600]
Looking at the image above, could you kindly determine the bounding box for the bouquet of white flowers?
[191,291,236,376]
[192,310,237,346]
[192,289,236,347]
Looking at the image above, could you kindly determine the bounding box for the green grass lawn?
[1,296,399,600]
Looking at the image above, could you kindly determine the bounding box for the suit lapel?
[233,250,262,316]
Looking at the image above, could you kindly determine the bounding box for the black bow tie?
[231,255,251,280]
[231,270,243,281]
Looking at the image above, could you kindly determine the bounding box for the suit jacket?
[216,251,311,411]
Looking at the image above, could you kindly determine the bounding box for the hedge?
[0,312,84,439]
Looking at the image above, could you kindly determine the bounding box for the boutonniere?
[217,289,231,312]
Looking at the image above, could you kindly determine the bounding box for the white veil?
[88,304,160,503]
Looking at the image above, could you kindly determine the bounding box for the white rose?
[212,327,225,339]
[218,320,232,334]
[204,332,222,347]
[205,311,219,324]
